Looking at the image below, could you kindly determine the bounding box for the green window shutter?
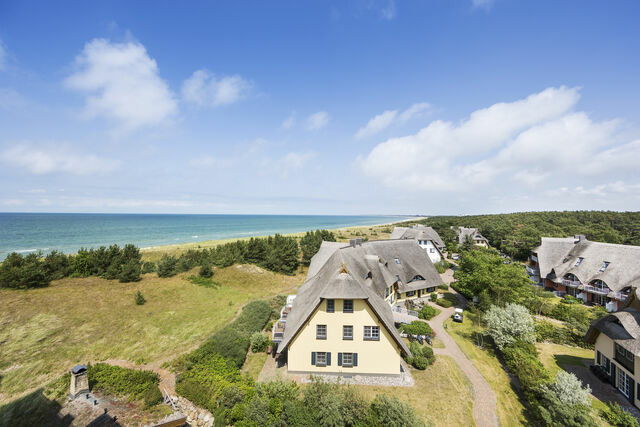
[311,352,316,366]
[338,352,342,366]
[327,352,331,366]
[353,353,358,366]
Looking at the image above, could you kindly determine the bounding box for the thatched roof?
[585,288,640,355]
[277,239,442,355]
[390,225,445,249]
[456,227,488,244]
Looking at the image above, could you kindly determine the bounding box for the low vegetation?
[89,363,162,408]
[600,402,640,427]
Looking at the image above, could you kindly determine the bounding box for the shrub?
[561,295,584,305]
[430,292,438,302]
[141,261,156,274]
[534,381,595,427]
[438,283,449,290]
[540,371,591,406]
[501,341,549,392]
[0,252,49,289]
[401,321,433,337]
[199,263,214,278]
[118,259,141,282]
[250,332,270,353]
[418,305,437,320]
[600,402,639,427]
[369,394,422,427]
[436,298,453,308]
[157,254,178,278]
[484,303,535,350]
[407,341,435,370]
[88,363,161,408]
[134,290,146,305]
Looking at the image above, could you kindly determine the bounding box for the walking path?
[426,269,498,427]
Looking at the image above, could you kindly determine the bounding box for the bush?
[561,295,584,305]
[199,263,214,278]
[157,254,178,278]
[0,252,49,289]
[141,261,156,274]
[369,394,422,427]
[418,305,437,320]
[430,292,438,302]
[401,321,433,337]
[118,259,141,282]
[541,371,591,406]
[250,332,270,353]
[501,340,549,392]
[484,303,535,350]
[88,363,161,408]
[406,341,435,370]
[436,298,453,308]
[438,283,449,290]
[601,402,639,427]
[134,290,146,305]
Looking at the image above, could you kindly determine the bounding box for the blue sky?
[1,0,639,215]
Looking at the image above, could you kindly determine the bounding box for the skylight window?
[599,261,610,272]
[394,258,400,264]
[574,257,584,267]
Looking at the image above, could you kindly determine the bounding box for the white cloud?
[282,112,296,129]
[380,0,396,20]
[1,145,119,175]
[65,38,177,131]
[281,151,314,169]
[360,86,639,198]
[306,111,330,130]
[181,69,251,107]
[356,102,432,138]
[356,110,398,139]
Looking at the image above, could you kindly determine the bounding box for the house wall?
[417,240,441,263]
[395,287,435,303]
[595,333,640,409]
[287,298,403,376]
[473,240,488,248]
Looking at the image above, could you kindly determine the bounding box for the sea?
[0,213,411,260]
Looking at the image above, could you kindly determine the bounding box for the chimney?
[574,234,586,244]
[355,238,363,246]
[349,239,356,247]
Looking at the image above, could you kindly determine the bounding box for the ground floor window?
[567,287,578,297]
[314,351,329,367]
[602,354,611,373]
[342,353,353,367]
[618,368,632,398]
[406,291,416,297]
[593,293,607,306]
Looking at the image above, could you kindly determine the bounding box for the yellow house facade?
[287,298,403,375]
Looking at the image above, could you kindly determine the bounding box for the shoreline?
[140,217,419,256]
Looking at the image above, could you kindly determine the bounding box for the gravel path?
[428,276,498,427]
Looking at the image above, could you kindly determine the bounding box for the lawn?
[0,265,304,404]
[360,355,474,427]
[241,352,269,381]
[444,314,529,426]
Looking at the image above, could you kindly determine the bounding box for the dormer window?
[394,258,401,264]
[365,271,372,280]
[574,257,583,267]
[600,262,610,272]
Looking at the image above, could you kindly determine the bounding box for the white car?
[453,308,463,323]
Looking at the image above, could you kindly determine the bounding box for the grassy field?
[0,265,305,404]
[241,352,269,381]
[444,314,529,426]
[359,355,474,427]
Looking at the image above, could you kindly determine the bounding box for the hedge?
[88,363,162,408]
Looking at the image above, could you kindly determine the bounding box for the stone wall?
[172,395,214,427]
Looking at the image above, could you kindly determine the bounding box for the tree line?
[405,210,640,260]
[0,230,337,289]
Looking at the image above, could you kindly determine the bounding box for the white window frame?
[316,324,327,340]
[343,325,353,340]
[364,326,380,341]
[618,367,632,398]
[342,352,354,367]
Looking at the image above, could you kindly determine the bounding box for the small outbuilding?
[69,364,89,399]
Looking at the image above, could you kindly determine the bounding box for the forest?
[409,211,640,260]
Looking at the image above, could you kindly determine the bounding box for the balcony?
[610,291,630,302]
[582,284,610,295]
[562,279,582,288]
[271,320,286,343]
[531,255,538,262]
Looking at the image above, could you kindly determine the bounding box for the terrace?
[582,284,610,296]
[562,279,582,288]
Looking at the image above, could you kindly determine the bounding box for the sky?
[0,0,639,215]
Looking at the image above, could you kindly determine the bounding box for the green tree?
[119,259,142,282]
[157,254,178,278]
[199,262,214,278]
[484,303,535,350]
[134,290,146,305]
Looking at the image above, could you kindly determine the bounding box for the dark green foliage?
[176,254,196,273]
[199,262,214,278]
[453,249,533,307]
[437,283,449,290]
[299,229,337,265]
[416,211,640,261]
[501,341,549,393]
[119,258,141,282]
[157,254,178,277]
[88,363,161,408]
[401,320,433,336]
[141,261,156,274]
[43,250,71,280]
[250,332,270,353]
[0,252,48,289]
[263,234,300,275]
[430,292,438,302]
[600,402,640,427]
[533,384,596,427]
[535,320,592,348]
[370,394,423,427]
[406,341,435,370]
[418,305,437,320]
[134,290,146,305]
[435,298,453,308]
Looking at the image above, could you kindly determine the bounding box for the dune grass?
[359,355,474,427]
[0,265,305,404]
[444,314,529,426]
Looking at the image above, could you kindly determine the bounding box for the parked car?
[453,308,463,323]
[452,254,460,260]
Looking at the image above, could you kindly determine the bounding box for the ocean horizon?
[0,213,413,260]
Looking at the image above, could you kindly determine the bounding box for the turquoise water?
[0,213,408,260]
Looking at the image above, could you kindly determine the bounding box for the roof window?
[394,258,400,264]
[599,261,610,272]
[574,257,583,267]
